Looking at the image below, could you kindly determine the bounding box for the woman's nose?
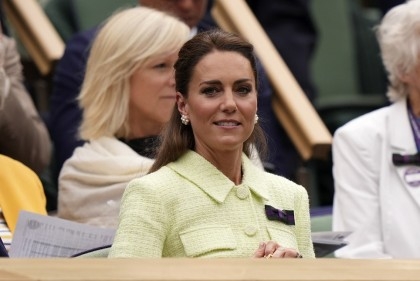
[169,72,176,87]
[221,92,237,112]
[177,0,196,11]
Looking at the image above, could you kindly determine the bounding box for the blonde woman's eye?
[154,63,166,69]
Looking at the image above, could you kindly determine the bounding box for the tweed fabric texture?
[109,150,314,258]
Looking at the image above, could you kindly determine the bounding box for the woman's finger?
[252,242,266,258]
[263,241,280,257]
[271,246,303,259]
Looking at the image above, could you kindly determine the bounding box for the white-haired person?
[57,6,190,228]
[332,0,420,258]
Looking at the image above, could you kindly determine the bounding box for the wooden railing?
[0,258,419,281]
[2,0,64,76]
[212,0,332,160]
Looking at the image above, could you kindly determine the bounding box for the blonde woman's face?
[128,51,178,137]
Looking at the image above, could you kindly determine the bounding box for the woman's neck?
[409,93,420,117]
[127,117,162,140]
[195,147,243,185]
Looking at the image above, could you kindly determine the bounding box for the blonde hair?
[375,0,420,102]
[78,6,190,140]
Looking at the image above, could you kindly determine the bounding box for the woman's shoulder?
[265,172,306,193]
[244,155,307,195]
[334,102,396,138]
[63,137,147,166]
[246,170,308,215]
[245,165,303,197]
[125,166,179,191]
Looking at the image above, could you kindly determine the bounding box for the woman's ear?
[176,92,188,115]
[396,64,412,84]
[398,71,410,83]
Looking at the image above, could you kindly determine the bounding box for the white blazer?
[332,98,420,258]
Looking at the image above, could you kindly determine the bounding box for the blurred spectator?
[57,6,190,228]
[0,154,47,251]
[0,30,51,175]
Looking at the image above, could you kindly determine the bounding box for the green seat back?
[73,0,137,32]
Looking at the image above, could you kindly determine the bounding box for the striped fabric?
[0,209,12,252]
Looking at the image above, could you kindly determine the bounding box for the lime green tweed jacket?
[109,150,315,258]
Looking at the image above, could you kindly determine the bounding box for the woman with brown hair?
[109,29,314,259]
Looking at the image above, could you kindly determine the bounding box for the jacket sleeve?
[332,122,390,258]
[0,36,51,174]
[294,185,315,258]
[109,177,167,258]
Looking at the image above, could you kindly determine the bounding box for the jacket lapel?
[389,99,420,207]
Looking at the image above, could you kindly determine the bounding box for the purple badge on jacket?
[265,205,295,225]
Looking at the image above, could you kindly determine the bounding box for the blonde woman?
[57,7,190,228]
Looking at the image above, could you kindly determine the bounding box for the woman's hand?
[253,241,302,258]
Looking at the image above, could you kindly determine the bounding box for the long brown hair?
[150,29,267,173]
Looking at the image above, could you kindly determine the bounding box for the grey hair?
[375,0,420,102]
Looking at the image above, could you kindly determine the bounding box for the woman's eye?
[201,87,219,95]
[154,63,166,69]
[236,86,252,95]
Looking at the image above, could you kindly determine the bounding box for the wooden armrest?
[3,0,64,75]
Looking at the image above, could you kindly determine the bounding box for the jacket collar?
[167,150,269,203]
[389,98,417,153]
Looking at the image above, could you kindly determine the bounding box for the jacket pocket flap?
[180,225,237,257]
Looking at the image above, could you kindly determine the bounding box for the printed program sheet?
[9,211,115,258]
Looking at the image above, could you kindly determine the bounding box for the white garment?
[58,137,154,228]
[332,98,420,258]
